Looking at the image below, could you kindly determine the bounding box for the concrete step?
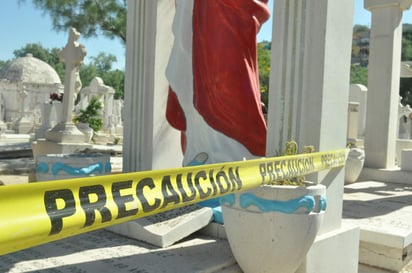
[343,181,412,272]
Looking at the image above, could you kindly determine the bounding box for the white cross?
[59,28,86,124]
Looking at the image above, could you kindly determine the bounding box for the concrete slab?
[0,175,28,185]
[359,167,412,185]
[0,156,123,176]
[107,205,213,248]
[0,229,241,273]
[343,181,412,272]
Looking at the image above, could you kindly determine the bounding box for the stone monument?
[0,54,64,133]
[32,28,92,160]
[76,76,120,142]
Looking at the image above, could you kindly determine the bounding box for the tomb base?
[359,241,412,272]
[32,139,92,160]
[45,122,86,143]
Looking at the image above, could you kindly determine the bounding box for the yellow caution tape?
[0,149,347,255]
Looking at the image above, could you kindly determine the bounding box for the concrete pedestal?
[297,224,360,273]
[32,139,91,157]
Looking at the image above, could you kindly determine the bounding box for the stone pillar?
[267,1,359,272]
[364,0,412,168]
[123,0,182,172]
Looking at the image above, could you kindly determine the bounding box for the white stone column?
[268,0,353,233]
[123,0,182,172]
[364,0,412,168]
[267,1,359,272]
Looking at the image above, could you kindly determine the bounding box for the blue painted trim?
[105,162,112,173]
[36,162,49,173]
[235,193,326,214]
[51,162,104,176]
[320,196,327,211]
[219,194,235,206]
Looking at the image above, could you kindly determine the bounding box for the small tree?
[74,97,103,133]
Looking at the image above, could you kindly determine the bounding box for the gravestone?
[77,77,117,142]
[347,102,360,141]
[349,84,368,147]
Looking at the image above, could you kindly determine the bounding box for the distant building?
[0,54,63,133]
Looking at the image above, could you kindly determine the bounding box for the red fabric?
[166,87,187,154]
[167,0,270,156]
[166,87,186,131]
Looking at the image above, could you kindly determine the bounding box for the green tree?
[19,0,127,43]
[353,24,370,34]
[401,26,412,106]
[90,52,117,75]
[101,69,125,99]
[258,41,271,108]
[79,63,97,88]
[0,60,8,70]
[86,52,125,99]
[74,97,103,133]
[350,64,368,86]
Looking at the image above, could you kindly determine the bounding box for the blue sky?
[0,0,411,70]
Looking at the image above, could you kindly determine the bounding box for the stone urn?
[221,183,326,273]
[344,148,365,183]
[76,122,94,143]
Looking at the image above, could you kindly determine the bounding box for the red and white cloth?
[166,0,270,166]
